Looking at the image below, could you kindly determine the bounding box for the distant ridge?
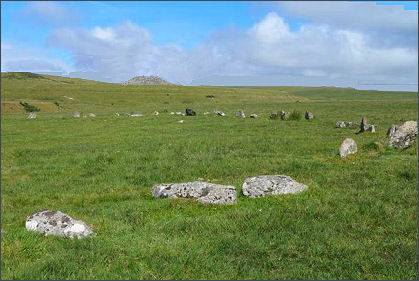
[122,75,174,85]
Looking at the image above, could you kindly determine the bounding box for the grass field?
[1,72,418,279]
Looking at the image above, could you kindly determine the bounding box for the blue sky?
[1,1,418,90]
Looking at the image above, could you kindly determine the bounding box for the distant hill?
[123,75,174,85]
[0,72,105,85]
[1,72,45,79]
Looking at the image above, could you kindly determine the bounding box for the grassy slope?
[1,73,418,279]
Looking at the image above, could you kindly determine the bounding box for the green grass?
[1,72,418,279]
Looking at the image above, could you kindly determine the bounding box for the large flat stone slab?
[152,181,237,204]
[25,210,94,239]
[242,175,308,198]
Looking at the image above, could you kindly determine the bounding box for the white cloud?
[277,1,418,48]
[22,2,79,25]
[249,12,291,44]
[6,3,418,91]
[47,22,191,83]
[1,42,71,73]
[192,13,417,84]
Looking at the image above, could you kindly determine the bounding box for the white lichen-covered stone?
[339,138,357,158]
[305,111,314,120]
[25,210,94,239]
[387,121,417,149]
[152,181,236,204]
[236,110,246,118]
[335,121,358,128]
[27,112,37,119]
[242,175,307,198]
[214,110,226,116]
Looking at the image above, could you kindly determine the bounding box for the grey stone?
[387,121,418,149]
[88,113,96,117]
[305,111,314,120]
[129,112,143,117]
[360,116,369,132]
[25,210,94,239]
[73,112,81,118]
[123,75,173,85]
[280,111,289,120]
[214,110,226,116]
[249,114,258,118]
[153,111,159,116]
[339,138,357,158]
[186,108,196,116]
[236,110,246,118]
[369,125,376,133]
[152,181,236,204]
[335,121,354,128]
[358,117,376,133]
[242,175,307,198]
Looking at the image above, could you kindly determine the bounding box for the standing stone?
[358,117,376,133]
[214,110,226,116]
[360,116,369,132]
[250,114,258,118]
[203,112,210,115]
[154,111,159,116]
[152,181,237,204]
[186,108,196,116]
[242,175,307,198]
[27,112,37,119]
[305,111,314,120]
[387,121,418,149]
[88,113,96,117]
[236,110,246,118]
[25,210,94,239]
[73,112,81,118]
[339,138,357,158]
[280,111,289,120]
[170,112,175,115]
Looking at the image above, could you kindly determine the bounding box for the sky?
[1,1,418,91]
